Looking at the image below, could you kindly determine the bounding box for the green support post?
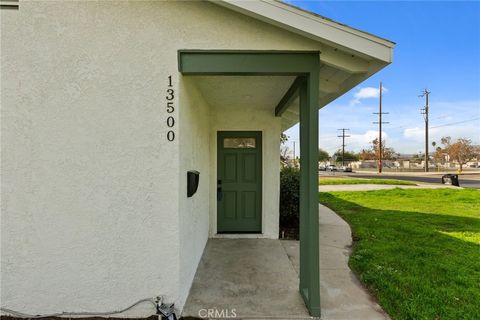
[299,69,320,317]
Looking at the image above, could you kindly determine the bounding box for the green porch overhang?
[179,50,321,316]
[178,50,318,75]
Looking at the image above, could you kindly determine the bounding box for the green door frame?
[178,50,320,317]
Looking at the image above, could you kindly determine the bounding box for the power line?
[378,116,479,130]
[430,117,480,129]
[432,114,452,120]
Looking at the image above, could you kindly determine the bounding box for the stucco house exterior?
[1,0,394,318]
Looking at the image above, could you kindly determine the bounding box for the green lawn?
[319,178,416,186]
[320,188,480,320]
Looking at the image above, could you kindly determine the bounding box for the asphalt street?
[344,173,480,189]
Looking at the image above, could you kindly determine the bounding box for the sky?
[283,0,480,156]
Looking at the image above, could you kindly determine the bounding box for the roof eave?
[212,0,395,63]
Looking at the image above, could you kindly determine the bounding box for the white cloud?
[350,86,388,106]
[349,130,389,148]
[355,87,381,99]
[318,130,388,154]
[400,118,478,154]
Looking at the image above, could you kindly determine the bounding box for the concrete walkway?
[182,205,390,319]
[282,205,390,320]
[319,183,459,192]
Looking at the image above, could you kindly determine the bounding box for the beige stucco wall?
[177,76,211,309]
[0,1,184,316]
[1,0,323,316]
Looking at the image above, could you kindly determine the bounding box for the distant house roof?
[211,0,396,129]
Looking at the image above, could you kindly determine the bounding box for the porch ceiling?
[192,75,296,110]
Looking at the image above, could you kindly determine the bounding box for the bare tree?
[359,138,396,161]
[439,136,477,171]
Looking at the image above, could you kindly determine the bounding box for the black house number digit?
[167,116,175,127]
[167,102,174,113]
[167,131,175,141]
[166,89,174,101]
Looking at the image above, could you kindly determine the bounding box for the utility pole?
[337,128,350,166]
[373,82,389,173]
[420,89,431,172]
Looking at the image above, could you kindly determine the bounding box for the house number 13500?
[166,76,175,141]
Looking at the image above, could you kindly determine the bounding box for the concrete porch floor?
[182,205,390,319]
[181,238,309,319]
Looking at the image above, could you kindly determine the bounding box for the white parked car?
[339,166,353,172]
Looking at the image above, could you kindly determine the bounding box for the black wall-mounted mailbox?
[187,170,200,197]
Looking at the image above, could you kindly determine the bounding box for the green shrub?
[280,166,300,238]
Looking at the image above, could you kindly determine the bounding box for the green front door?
[217,131,262,233]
